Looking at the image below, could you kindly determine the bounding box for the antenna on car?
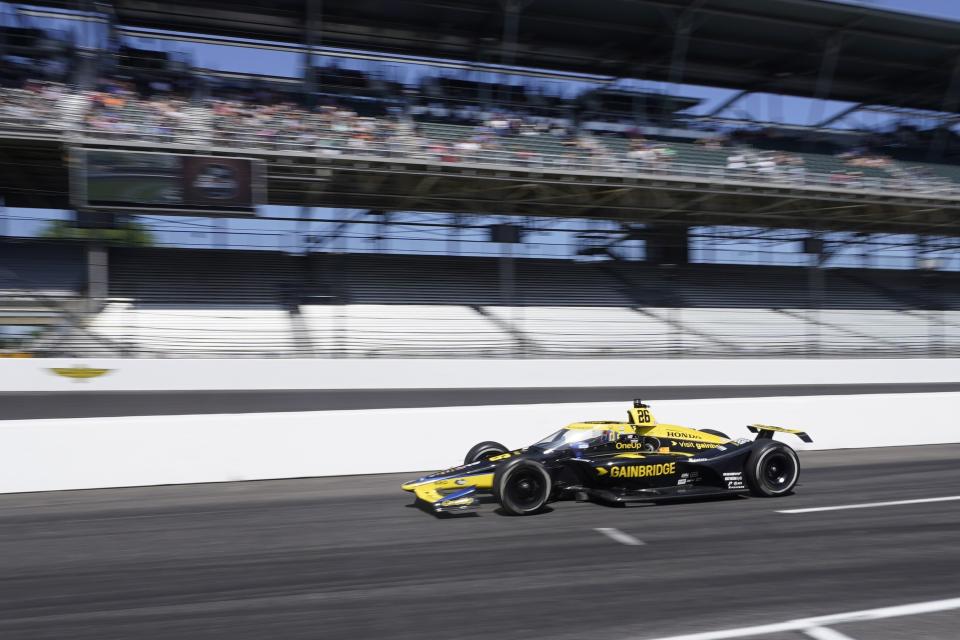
[633,399,649,408]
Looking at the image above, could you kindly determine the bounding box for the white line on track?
[803,626,858,640]
[777,495,960,514]
[594,527,644,546]
[635,596,960,640]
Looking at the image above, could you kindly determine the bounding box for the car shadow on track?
[406,493,750,518]
[405,497,561,518]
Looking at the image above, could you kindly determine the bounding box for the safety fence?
[8,299,960,359]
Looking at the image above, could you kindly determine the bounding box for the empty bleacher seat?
[301,304,513,357]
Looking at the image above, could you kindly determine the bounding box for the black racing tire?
[493,458,552,516]
[700,429,730,440]
[464,441,509,465]
[744,440,800,497]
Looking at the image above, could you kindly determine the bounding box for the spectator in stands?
[627,138,657,168]
[655,145,676,162]
[828,171,845,185]
[8,73,960,197]
[754,153,777,176]
[785,156,806,183]
[726,153,748,171]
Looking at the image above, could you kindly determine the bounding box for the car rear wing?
[747,424,813,443]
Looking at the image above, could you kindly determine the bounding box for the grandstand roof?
[32,0,960,112]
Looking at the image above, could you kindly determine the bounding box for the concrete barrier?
[2,391,958,494]
[5,357,960,392]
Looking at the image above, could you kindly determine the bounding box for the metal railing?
[82,125,960,198]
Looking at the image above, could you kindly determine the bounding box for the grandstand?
[4,239,958,358]
[2,0,960,359]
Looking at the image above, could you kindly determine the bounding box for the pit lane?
[0,444,958,640]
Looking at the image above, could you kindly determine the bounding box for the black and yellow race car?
[402,400,811,516]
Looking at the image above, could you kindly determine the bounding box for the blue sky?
[836,0,960,21]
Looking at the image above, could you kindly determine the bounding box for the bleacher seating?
[483,305,677,357]
[4,243,960,358]
[665,264,897,309]
[89,301,297,357]
[301,304,514,357]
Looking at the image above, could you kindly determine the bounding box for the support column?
[492,223,523,355]
[364,210,387,253]
[214,217,228,249]
[74,0,105,91]
[500,241,517,356]
[645,224,689,265]
[808,33,842,126]
[303,0,322,103]
[663,2,703,119]
[804,236,826,358]
[499,242,515,308]
[448,213,462,256]
[499,0,522,105]
[922,265,944,358]
[667,12,694,89]
[914,231,944,356]
[930,54,960,162]
[500,0,521,67]
[86,242,108,303]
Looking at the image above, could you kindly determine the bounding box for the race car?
[402,399,811,516]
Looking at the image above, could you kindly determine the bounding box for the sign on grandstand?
[73,149,264,216]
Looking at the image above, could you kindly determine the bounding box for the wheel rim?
[505,469,546,510]
[759,451,796,493]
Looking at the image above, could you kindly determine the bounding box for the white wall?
[2,357,959,493]
[2,391,958,494]
[5,357,960,392]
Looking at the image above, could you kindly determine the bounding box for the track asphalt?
[0,444,958,639]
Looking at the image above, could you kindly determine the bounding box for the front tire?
[464,441,508,465]
[744,440,800,497]
[493,458,552,515]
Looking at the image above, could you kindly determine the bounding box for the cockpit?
[533,423,622,453]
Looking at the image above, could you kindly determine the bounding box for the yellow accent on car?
[403,473,495,504]
[748,424,813,443]
[563,422,634,433]
[640,423,729,444]
[628,407,657,426]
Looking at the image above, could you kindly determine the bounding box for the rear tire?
[744,440,800,497]
[700,429,730,440]
[493,458,552,515]
[464,441,508,465]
